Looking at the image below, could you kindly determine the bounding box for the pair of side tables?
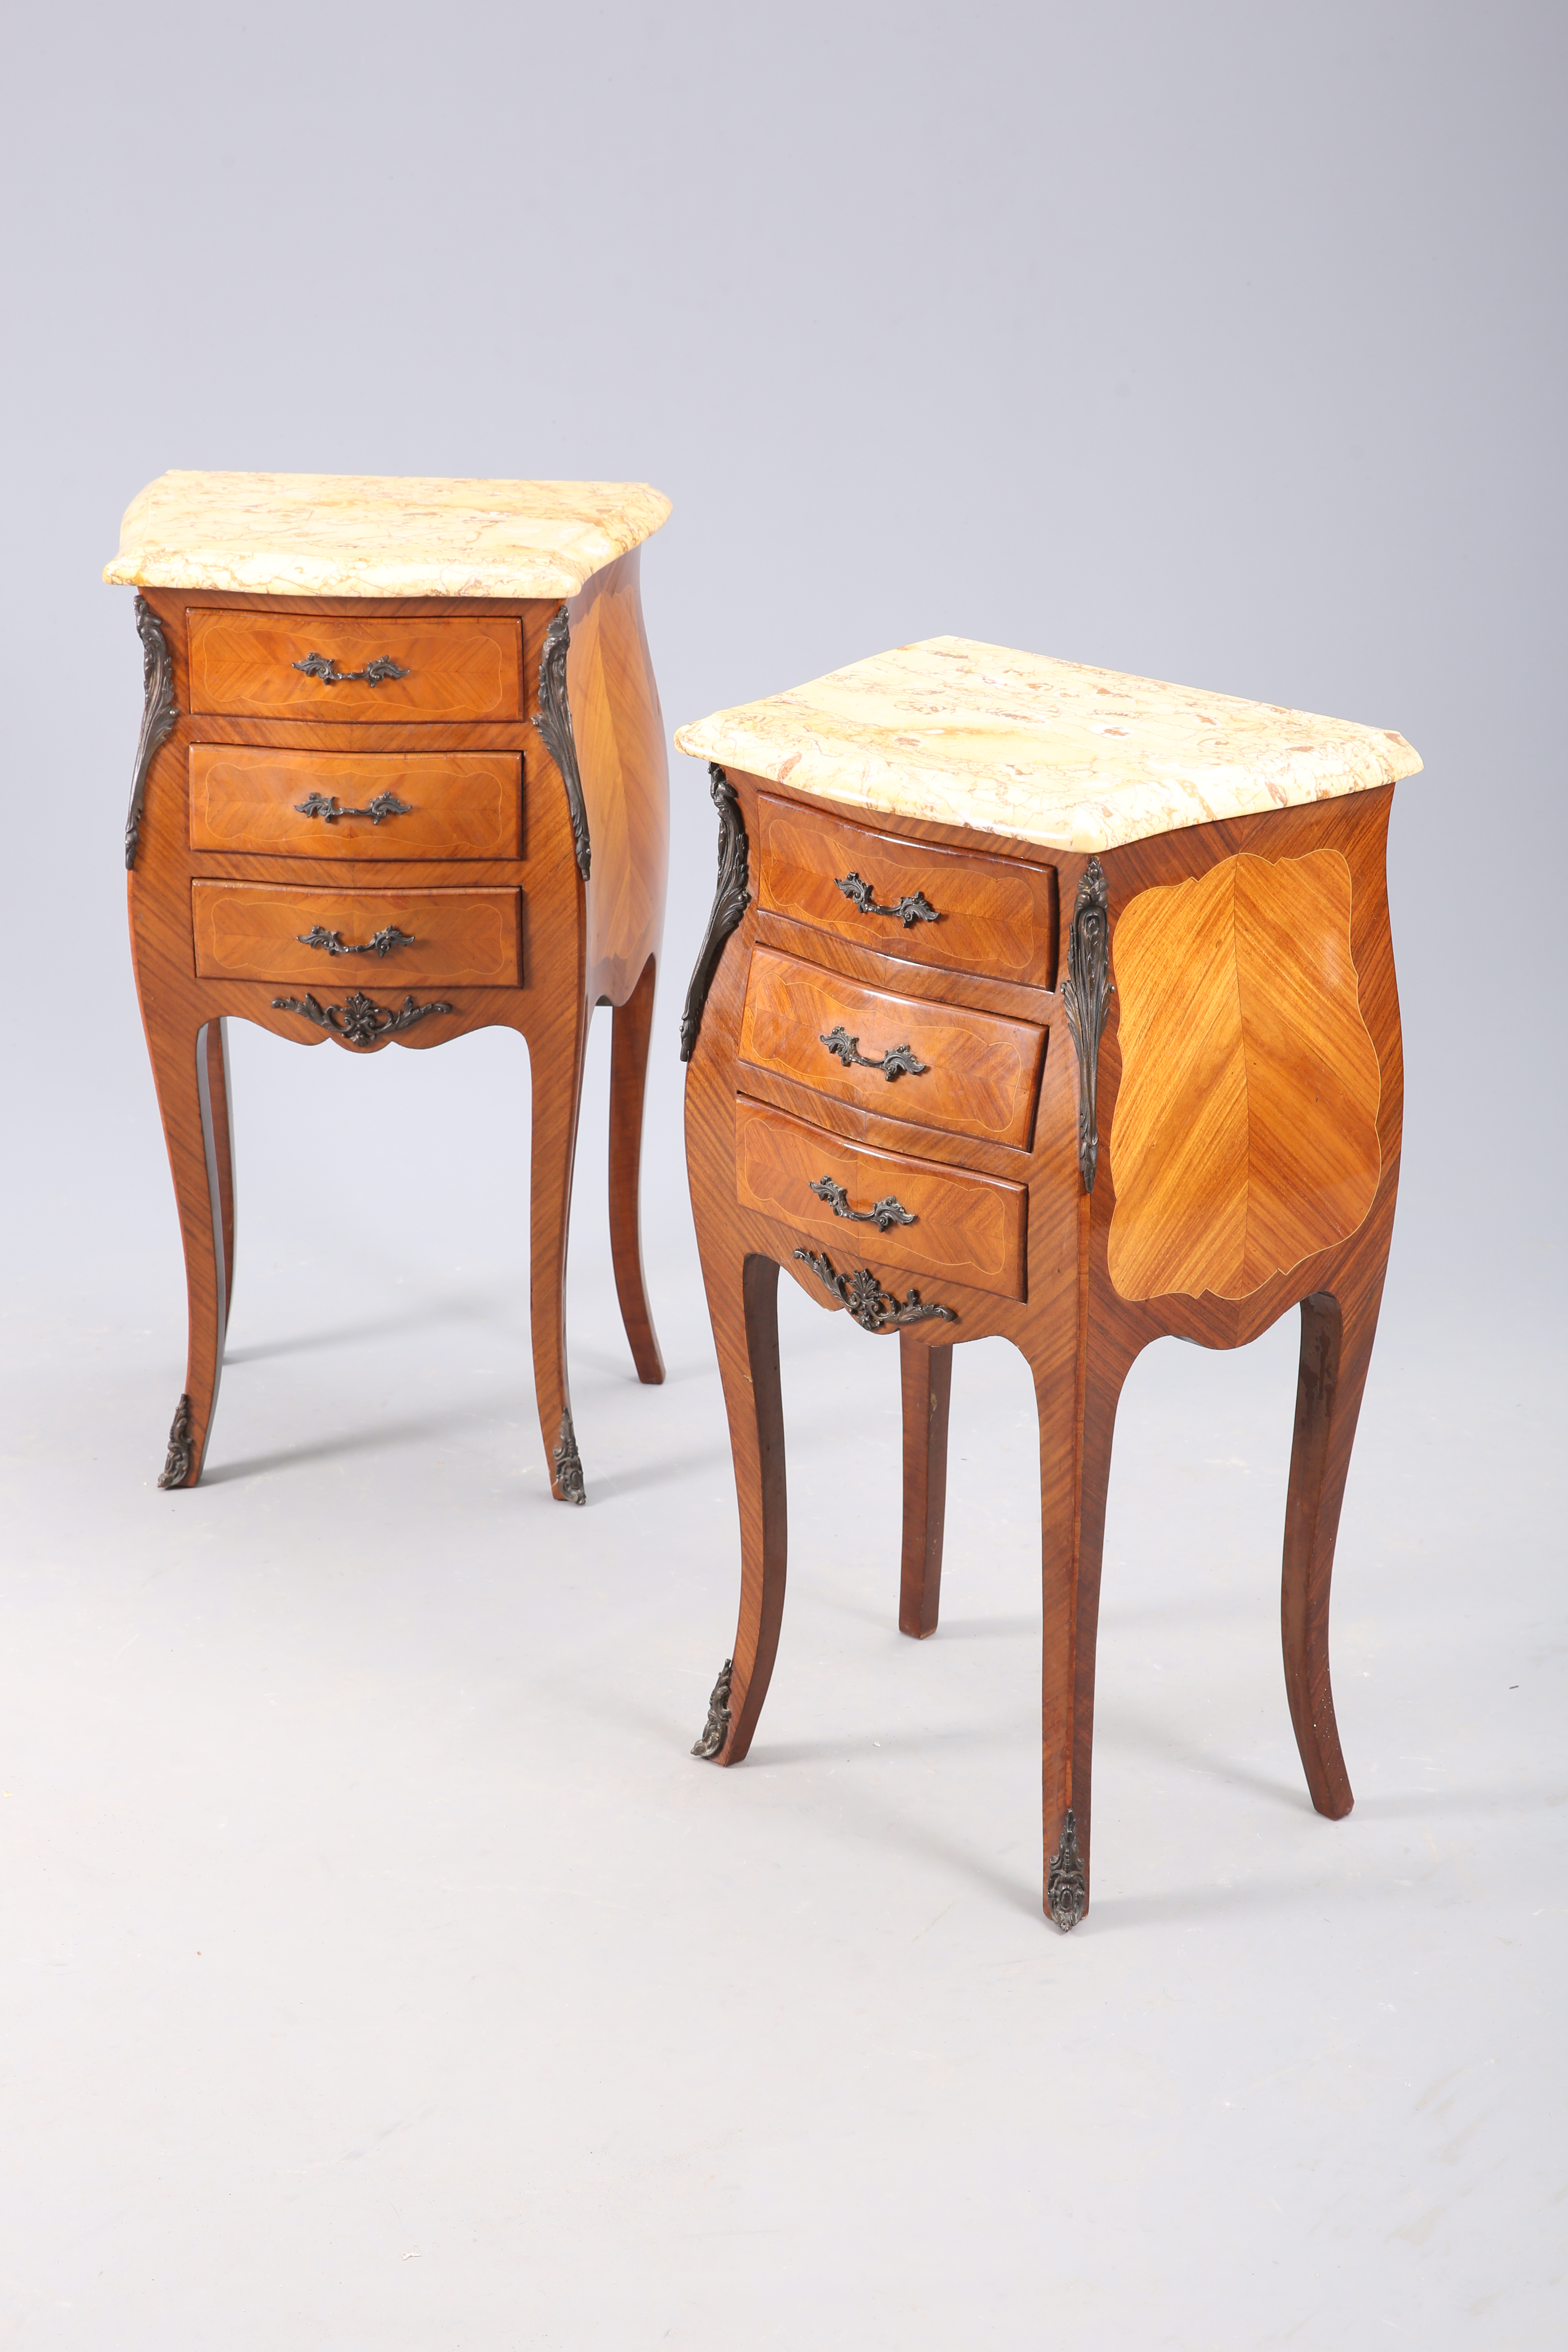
[107,472,1421,1927]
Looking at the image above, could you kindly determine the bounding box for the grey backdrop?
[1,4,1564,2345]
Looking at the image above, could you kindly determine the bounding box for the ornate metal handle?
[296,924,414,958]
[819,1023,929,1080]
[292,652,410,686]
[294,790,413,826]
[835,870,939,928]
[792,1248,956,1334]
[809,1176,917,1231]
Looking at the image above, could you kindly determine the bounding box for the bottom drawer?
[191,881,521,987]
[735,1096,1026,1302]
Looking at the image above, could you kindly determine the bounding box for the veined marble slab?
[104,472,671,601]
[675,637,1422,855]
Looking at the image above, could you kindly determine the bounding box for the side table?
[105,471,672,1503]
[675,637,1422,1926]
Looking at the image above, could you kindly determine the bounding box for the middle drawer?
[738,945,1046,1151]
[189,747,522,860]
[192,882,521,987]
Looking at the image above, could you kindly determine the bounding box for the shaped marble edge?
[674,636,1422,856]
[103,472,672,601]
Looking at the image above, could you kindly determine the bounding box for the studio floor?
[1,1024,1562,2348]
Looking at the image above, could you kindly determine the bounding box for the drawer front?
[189,747,522,859]
[736,1097,1025,1302]
[758,795,1057,987]
[188,610,523,721]
[192,882,520,987]
[738,946,1045,1151]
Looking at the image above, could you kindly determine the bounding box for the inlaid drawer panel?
[188,610,523,721]
[191,881,521,987]
[737,945,1045,1152]
[758,795,1058,987]
[189,747,523,859]
[735,1097,1025,1302]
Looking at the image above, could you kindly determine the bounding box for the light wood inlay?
[734,1096,1026,1301]
[189,746,522,859]
[188,610,522,721]
[191,880,521,987]
[737,944,1046,1151]
[1107,849,1380,1302]
[758,796,1057,986]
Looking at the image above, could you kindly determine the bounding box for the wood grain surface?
[733,1095,1026,1300]
[190,880,521,987]
[758,795,1058,986]
[682,759,1406,1927]
[189,745,522,859]
[126,575,667,1500]
[737,943,1047,1149]
[188,609,522,721]
[1107,849,1381,1302]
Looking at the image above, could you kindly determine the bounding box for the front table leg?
[1282,1273,1388,1819]
[1031,1324,1134,1929]
[528,998,590,1503]
[205,1016,238,1325]
[899,1332,953,1639]
[608,954,665,1387]
[143,1012,228,1487]
[693,1250,787,1764]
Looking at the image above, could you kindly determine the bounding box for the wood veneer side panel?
[569,549,670,1007]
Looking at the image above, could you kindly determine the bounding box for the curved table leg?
[692,1250,787,1766]
[608,954,665,1386]
[528,999,590,1503]
[1282,1272,1388,1819]
[143,1012,228,1487]
[205,1016,237,1326]
[899,1331,953,1638]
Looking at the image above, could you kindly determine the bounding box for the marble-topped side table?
[106,471,672,1501]
[675,637,1422,1926]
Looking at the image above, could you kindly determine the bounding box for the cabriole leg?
[693,1251,787,1766]
[899,1332,953,1638]
[143,1015,228,1487]
[205,1016,237,1324]
[527,1002,589,1503]
[1281,1278,1387,1818]
[608,954,665,1386]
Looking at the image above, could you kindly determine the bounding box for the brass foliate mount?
[270,989,454,1049]
[158,1392,194,1490]
[679,766,752,1062]
[1046,1809,1088,1931]
[125,595,179,871]
[292,652,410,686]
[1061,857,1114,1192]
[296,924,415,959]
[534,605,591,882]
[553,1408,586,1506]
[791,1248,957,1335]
[808,1176,917,1232]
[293,790,412,826]
[834,871,939,929]
[818,1025,929,1081]
[692,1658,733,1759]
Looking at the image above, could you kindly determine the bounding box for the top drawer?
[758,795,1058,988]
[188,610,523,722]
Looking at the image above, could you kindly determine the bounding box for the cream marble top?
[104,471,671,600]
[675,637,1421,855]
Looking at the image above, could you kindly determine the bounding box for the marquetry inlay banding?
[1106,849,1381,1303]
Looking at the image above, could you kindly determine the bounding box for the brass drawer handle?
[292,652,411,687]
[809,1176,917,1232]
[819,1023,929,1081]
[296,923,414,959]
[835,870,939,928]
[294,790,413,826]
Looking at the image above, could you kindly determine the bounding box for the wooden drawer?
[191,882,520,987]
[735,1097,1025,1302]
[758,795,1058,987]
[187,610,523,721]
[737,945,1045,1151]
[189,746,522,859]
